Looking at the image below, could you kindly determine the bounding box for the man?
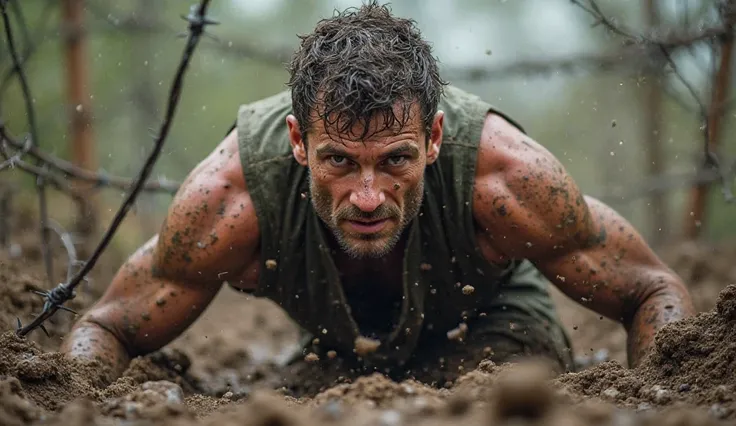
[61,2,694,391]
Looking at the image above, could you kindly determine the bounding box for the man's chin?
[339,235,395,259]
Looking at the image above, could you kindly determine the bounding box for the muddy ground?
[2,215,736,425]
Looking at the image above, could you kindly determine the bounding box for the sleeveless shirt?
[236,85,526,368]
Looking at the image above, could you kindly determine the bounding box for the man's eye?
[386,156,408,166]
[329,155,348,166]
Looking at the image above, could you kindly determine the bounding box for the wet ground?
[2,219,736,425]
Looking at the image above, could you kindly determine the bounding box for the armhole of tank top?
[235,106,271,298]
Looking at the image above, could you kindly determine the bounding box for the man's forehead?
[308,100,423,140]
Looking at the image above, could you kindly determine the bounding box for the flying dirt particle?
[393,183,401,190]
[304,352,319,363]
[354,336,381,356]
[611,119,617,127]
[573,325,578,330]
[447,323,468,341]
[487,361,555,422]
[461,285,475,295]
[312,338,320,345]
[483,346,493,356]
[327,350,337,359]
[420,263,432,271]
[141,313,151,321]
[265,259,278,270]
[156,298,166,307]
[300,192,307,199]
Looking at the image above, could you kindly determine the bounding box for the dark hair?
[287,1,447,142]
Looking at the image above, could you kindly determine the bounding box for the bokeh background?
[2,0,735,257]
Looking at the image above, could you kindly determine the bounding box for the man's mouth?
[345,218,389,234]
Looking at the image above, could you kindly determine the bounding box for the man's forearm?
[626,284,695,367]
[61,320,131,379]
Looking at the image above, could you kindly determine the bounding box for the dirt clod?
[354,336,381,357]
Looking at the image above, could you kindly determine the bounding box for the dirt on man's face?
[301,110,433,258]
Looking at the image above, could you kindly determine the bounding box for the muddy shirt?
[235,85,553,368]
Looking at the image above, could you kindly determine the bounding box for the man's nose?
[349,175,385,212]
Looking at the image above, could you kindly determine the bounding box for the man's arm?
[60,129,260,377]
[473,114,695,367]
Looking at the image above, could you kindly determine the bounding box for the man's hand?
[60,129,260,377]
[473,114,695,367]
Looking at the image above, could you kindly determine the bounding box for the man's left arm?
[532,195,694,367]
[474,114,695,367]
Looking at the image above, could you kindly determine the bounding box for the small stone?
[327,350,337,359]
[710,403,730,419]
[678,383,691,392]
[461,285,475,295]
[265,259,278,270]
[304,352,319,363]
[222,391,234,400]
[602,387,620,400]
[420,263,432,271]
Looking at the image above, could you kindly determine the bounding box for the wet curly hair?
[287,1,447,142]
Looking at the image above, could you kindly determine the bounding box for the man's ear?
[426,111,444,165]
[286,114,308,166]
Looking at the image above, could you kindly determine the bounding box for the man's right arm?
[60,129,260,378]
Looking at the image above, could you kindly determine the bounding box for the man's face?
[287,103,444,259]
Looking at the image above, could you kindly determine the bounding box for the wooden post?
[682,8,734,239]
[644,0,666,246]
[61,0,97,248]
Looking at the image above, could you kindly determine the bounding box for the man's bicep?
[154,133,258,283]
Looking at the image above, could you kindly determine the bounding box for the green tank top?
[236,85,525,368]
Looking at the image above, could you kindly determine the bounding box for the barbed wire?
[1,0,217,337]
[0,0,734,336]
[570,0,735,203]
[0,0,55,287]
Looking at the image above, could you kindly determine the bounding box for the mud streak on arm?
[473,114,695,367]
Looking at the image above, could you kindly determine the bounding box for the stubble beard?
[309,172,424,259]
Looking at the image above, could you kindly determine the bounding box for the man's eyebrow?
[314,145,351,157]
[383,143,420,157]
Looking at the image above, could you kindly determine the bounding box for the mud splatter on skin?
[473,116,695,368]
[63,132,259,377]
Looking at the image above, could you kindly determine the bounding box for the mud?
[1,236,736,425]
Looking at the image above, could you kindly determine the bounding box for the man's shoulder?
[238,89,292,118]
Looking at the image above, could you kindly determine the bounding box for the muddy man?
[61,2,695,388]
